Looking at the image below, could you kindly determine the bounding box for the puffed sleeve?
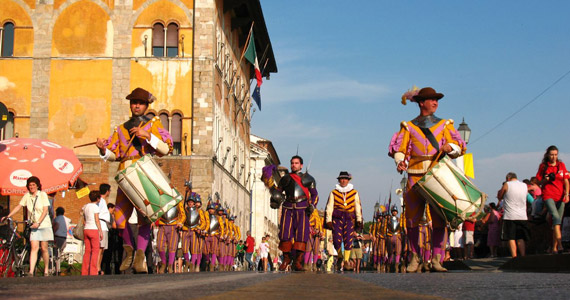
[388,121,410,164]
[443,119,466,158]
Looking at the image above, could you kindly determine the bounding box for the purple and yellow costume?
[388,116,465,265]
[101,114,173,272]
[325,184,362,262]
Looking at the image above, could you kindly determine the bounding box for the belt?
[285,196,307,203]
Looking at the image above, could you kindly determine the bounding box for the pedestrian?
[259,236,269,271]
[388,87,466,272]
[2,176,53,276]
[52,207,68,275]
[102,203,121,274]
[463,213,477,259]
[498,172,531,258]
[481,203,501,257]
[95,87,173,273]
[245,231,255,270]
[237,240,245,266]
[351,232,363,273]
[97,184,111,275]
[535,145,570,254]
[82,191,103,275]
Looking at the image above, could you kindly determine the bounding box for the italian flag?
[244,31,263,109]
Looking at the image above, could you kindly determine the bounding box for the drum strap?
[419,127,439,152]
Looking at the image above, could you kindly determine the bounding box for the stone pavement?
[2,269,570,300]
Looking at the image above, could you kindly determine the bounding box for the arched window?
[1,22,15,57]
[166,23,179,57]
[1,112,14,140]
[146,112,156,119]
[152,23,165,57]
[159,112,169,133]
[171,113,182,155]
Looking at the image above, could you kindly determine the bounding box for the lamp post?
[457,118,471,144]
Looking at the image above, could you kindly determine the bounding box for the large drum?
[413,155,487,229]
[115,155,183,222]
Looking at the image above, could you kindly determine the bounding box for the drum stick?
[73,141,97,149]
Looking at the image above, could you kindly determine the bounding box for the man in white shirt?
[97,183,112,274]
[497,172,530,258]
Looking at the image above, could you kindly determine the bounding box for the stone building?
[249,134,281,258]
[0,0,277,233]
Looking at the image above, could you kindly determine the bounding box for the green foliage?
[363,221,374,234]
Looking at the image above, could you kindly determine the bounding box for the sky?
[251,0,570,221]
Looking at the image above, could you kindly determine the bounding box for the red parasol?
[0,138,83,195]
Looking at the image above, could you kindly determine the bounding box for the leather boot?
[393,263,398,273]
[119,245,134,272]
[133,249,147,273]
[406,253,420,273]
[278,241,293,271]
[158,263,166,274]
[280,253,291,271]
[430,254,447,272]
[294,251,305,271]
[313,262,318,272]
[209,263,214,272]
[399,263,406,273]
[188,262,195,273]
[422,261,430,273]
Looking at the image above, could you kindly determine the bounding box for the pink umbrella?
[0,138,83,195]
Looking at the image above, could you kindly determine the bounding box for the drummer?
[388,86,466,272]
[95,87,173,273]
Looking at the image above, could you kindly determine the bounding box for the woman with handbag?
[82,191,103,275]
[1,176,53,276]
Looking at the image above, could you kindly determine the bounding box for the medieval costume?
[389,87,466,272]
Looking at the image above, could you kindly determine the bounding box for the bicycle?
[0,218,31,277]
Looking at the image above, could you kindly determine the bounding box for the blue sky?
[251,1,570,220]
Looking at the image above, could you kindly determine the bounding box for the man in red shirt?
[245,231,255,271]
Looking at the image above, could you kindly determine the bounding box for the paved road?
[2,271,570,299]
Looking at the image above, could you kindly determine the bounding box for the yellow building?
[0,0,276,231]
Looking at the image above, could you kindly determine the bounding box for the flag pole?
[228,21,254,96]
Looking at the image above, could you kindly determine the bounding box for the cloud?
[262,66,390,104]
[0,77,16,91]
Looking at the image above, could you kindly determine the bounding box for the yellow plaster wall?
[52,1,112,56]
[130,61,192,139]
[135,1,191,27]
[134,0,193,12]
[0,60,32,138]
[48,60,112,154]
[22,0,35,9]
[1,0,34,56]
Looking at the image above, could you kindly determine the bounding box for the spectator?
[535,145,570,254]
[362,242,370,269]
[325,237,337,272]
[481,203,501,257]
[102,203,121,274]
[245,231,255,270]
[527,177,545,220]
[351,232,363,273]
[498,172,530,258]
[2,176,53,276]
[463,213,477,259]
[259,236,269,271]
[97,184,112,275]
[82,191,103,275]
[52,207,68,275]
[236,240,245,266]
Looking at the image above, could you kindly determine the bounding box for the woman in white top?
[81,191,103,275]
[259,236,269,271]
[2,176,53,276]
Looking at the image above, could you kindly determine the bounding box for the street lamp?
[457,118,471,144]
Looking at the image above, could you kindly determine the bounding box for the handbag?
[23,195,39,241]
[22,223,32,240]
[72,207,85,240]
